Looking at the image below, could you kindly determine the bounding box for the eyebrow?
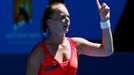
[60,13,70,17]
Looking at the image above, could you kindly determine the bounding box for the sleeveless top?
[39,38,78,75]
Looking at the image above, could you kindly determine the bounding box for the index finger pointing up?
[96,0,101,10]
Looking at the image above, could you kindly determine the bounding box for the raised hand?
[96,0,110,22]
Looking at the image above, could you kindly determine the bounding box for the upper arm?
[71,37,110,57]
[26,44,45,75]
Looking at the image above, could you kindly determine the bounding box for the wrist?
[100,20,111,29]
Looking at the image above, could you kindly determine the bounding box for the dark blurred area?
[113,0,134,52]
[1,53,134,75]
[49,0,64,4]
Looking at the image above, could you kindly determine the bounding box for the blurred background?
[0,0,134,75]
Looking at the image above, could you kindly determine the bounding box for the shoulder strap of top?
[67,38,78,56]
[39,42,49,54]
[67,38,76,48]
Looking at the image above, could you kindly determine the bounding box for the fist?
[96,0,110,22]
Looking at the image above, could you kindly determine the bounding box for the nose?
[65,16,70,24]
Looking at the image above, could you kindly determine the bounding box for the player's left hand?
[96,0,110,22]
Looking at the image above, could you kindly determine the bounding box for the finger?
[96,0,101,10]
[102,3,107,8]
[101,3,110,12]
[101,5,110,13]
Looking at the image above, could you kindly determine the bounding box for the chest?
[46,44,71,63]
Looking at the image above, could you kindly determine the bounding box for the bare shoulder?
[71,37,84,46]
[71,37,88,42]
[26,43,45,75]
[28,43,45,64]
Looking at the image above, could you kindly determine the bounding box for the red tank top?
[39,38,78,75]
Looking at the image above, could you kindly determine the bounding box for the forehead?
[52,4,69,16]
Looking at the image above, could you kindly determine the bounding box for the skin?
[26,0,114,75]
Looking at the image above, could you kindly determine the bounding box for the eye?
[67,15,70,18]
[61,15,66,19]
[61,15,70,20]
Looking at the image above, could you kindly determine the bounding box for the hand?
[96,0,110,22]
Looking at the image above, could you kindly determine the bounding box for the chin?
[64,30,69,34]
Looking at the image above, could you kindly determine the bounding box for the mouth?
[64,25,69,28]
[64,26,69,28]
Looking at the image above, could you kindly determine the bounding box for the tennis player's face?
[48,4,70,34]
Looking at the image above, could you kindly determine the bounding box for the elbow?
[107,50,114,56]
[105,48,114,57]
[100,45,114,57]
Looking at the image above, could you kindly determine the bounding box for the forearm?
[101,22,114,55]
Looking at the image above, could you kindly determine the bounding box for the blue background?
[1,0,134,75]
[0,0,126,53]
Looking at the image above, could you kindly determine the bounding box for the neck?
[45,33,67,45]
